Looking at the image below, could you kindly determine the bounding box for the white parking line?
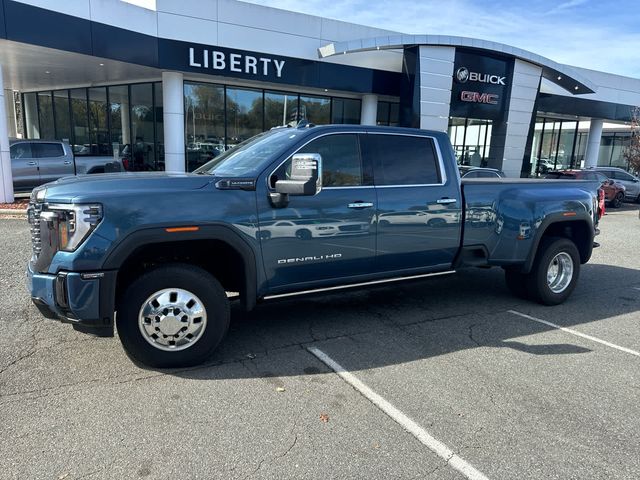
[307,346,490,480]
[508,310,640,358]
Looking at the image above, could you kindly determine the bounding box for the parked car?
[27,125,601,367]
[459,166,505,179]
[588,167,640,203]
[545,170,626,208]
[10,139,122,192]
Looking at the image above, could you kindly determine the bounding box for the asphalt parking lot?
[1,206,639,479]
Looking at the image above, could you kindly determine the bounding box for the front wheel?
[116,264,230,368]
[526,237,580,305]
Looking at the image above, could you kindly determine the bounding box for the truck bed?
[460,178,599,266]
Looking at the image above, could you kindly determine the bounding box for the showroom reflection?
[183,81,362,171]
[23,82,400,173]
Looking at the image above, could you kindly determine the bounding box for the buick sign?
[455,66,506,86]
[456,67,470,83]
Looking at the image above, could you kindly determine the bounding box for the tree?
[623,106,640,174]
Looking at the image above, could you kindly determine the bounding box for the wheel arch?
[103,225,258,312]
[522,214,594,274]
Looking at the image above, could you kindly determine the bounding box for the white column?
[500,59,542,177]
[121,98,130,145]
[4,89,17,138]
[23,92,39,139]
[162,71,185,172]
[584,118,604,168]
[360,94,378,125]
[418,46,455,132]
[0,67,14,203]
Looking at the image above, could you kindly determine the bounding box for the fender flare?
[522,212,594,274]
[102,224,258,311]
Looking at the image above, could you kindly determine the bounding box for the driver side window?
[271,134,368,188]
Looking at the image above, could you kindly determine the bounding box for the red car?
[545,170,626,208]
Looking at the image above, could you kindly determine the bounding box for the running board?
[262,270,456,301]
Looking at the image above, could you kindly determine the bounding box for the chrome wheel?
[546,252,574,294]
[138,288,207,352]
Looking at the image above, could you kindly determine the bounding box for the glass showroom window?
[331,98,361,124]
[264,91,298,129]
[70,89,90,156]
[448,117,492,166]
[130,83,157,171]
[184,82,225,172]
[377,101,400,126]
[88,87,109,155]
[53,90,72,142]
[377,101,390,126]
[299,95,330,125]
[37,92,55,140]
[599,132,631,168]
[530,118,581,176]
[226,87,263,147]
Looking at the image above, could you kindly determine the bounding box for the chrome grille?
[28,201,43,259]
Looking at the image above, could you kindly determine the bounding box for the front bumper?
[28,263,117,336]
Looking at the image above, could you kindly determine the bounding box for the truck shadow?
[165,262,640,380]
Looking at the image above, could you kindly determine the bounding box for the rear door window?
[365,134,441,186]
[32,143,65,158]
[612,170,635,182]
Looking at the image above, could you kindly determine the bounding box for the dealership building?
[1,0,640,202]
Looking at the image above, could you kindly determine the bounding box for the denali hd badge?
[277,254,342,264]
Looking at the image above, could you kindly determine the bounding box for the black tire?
[504,268,530,299]
[611,192,623,208]
[296,229,312,240]
[526,237,580,306]
[116,264,230,368]
[636,194,640,204]
[427,218,447,227]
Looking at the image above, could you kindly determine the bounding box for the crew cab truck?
[27,125,601,367]
[11,139,122,192]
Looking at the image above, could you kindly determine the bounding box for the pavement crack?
[467,323,482,347]
[242,403,302,479]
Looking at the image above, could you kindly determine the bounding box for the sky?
[244,0,640,79]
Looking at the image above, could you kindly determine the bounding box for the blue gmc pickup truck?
[27,125,601,367]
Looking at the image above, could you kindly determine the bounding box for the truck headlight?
[43,204,103,252]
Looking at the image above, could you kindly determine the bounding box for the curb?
[0,208,27,216]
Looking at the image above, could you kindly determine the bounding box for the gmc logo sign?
[460,91,499,105]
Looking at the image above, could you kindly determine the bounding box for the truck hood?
[39,172,214,203]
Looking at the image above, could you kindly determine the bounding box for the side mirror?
[275,153,322,196]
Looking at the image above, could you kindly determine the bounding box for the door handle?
[63,161,72,165]
[436,198,457,205]
[27,161,37,166]
[348,202,374,209]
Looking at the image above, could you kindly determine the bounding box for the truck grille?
[28,201,43,259]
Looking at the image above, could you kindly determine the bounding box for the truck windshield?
[194,129,303,176]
